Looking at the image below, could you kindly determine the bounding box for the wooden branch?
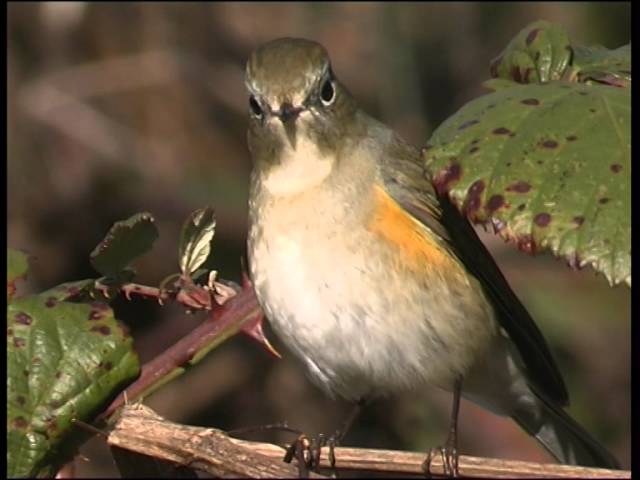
[108,404,324,478]
[107,404,630,479]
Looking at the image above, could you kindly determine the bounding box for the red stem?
[98,286,261,421]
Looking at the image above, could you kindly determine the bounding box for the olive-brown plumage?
[245,37,619,469]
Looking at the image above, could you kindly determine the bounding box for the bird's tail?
[512,388,620,469]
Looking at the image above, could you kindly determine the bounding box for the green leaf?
[39,280,98,302]
[489,20,573,83]
[8,249,29,302]
[7,295,140,477]
[178,207,216,276]
[90,213,158,277]
[425,81,630,287]
[574,44,631,87]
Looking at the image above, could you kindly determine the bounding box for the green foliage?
[178,206,217,277]
[8,249,29,302]
[425,21,630,287]
[574,44,631,87]
[90,213,159,277]
[489,20,573,83]
[6,206,243,476]
[6,249,140,477]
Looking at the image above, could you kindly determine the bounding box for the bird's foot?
[422,442,459,478]
[284,431,340,477]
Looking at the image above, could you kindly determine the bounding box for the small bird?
[244,37,619,471]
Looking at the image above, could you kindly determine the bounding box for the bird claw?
[422,444,459,478]
[284,434,313,477]
[284,431,340,477]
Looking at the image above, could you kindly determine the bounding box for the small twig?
[97,286,262,421]
[89,271,276,428]
[71,418,108,438]
[108,404,630,479]
[228,422,303,438]
[95,275,237,311]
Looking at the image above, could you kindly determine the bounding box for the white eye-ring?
[320,79,336,106]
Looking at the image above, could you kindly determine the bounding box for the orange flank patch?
[367,185,454,270]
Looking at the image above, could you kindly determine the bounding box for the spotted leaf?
[425,80,630,287]
[8,249,29,302]
[574,44,631,88]
[489,20,573,84]
[7,295,140,477]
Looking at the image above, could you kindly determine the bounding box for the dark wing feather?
[380,137,569,406]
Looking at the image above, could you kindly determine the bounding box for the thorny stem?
[93,278,207,309]
[95,281,264,422]
[119,282,172,303]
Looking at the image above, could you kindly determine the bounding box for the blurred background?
[8,2,630,476]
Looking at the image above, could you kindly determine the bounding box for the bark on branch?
[107,404,629,479]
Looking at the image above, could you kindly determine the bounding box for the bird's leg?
[284,398,366,475]
[423,376,462,478]
[324,398,366,468]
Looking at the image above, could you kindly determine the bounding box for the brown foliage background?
[8,3,630,476]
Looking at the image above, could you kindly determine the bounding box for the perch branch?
[108,404,630,479]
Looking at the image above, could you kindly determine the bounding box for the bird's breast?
[248,178,497,401]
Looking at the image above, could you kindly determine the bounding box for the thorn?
[260,334,281,359]
[240,312,281,359]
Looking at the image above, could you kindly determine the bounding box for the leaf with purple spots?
[7,294,140,477]
[489,21,573,84]
[8,249,29,302]
[574,44,631,88]
[38,279,96,303]
[425,50,630,286]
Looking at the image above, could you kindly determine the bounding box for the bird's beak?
[276,102,302,149]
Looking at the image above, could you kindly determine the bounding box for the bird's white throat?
[262,129,334,197]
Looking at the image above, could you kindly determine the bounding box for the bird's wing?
[380,136,569,406]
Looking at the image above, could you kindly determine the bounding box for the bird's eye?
[320,79,336,106]
[249,95,263,118]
